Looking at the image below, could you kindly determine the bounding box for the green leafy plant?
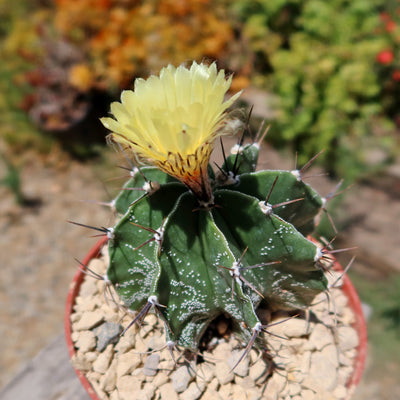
[231,0,398,180]
[0,152,26,205]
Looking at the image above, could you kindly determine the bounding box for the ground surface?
[0,135,399,398]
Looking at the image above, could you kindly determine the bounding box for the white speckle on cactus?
[253,321,262,332]
[130,167,139,177]
[198,196,215,208]
[314,246,323,262]
[148,295,159,305]
[102,274,112,285]
[107,227,115,240]
[291,169,302,181]
[259,201,273,215]
[230,262,241,281]
[224,303,246,320]
[260,244,275,256]
[109,198,117,211]
[142,180,161,195]
[230,143,244,155]
[222,171,239,186]
[154,226,164,244]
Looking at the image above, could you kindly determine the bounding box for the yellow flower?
[101,62,241,205]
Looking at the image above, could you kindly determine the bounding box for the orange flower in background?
[69,64,93,92]
[54,0,235,90]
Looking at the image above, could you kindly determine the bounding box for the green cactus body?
[106,142,328,351]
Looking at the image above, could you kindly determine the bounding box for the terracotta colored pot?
[65,238,367,400]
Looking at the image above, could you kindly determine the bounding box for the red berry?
[386,21,397,32]
[393,70,400,81]
[377,50,395,64]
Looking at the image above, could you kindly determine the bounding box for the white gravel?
[70,248,360,400]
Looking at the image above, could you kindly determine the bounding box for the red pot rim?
[65,237,108,400]
[65,238,367,400]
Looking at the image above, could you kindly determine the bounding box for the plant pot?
[65,238,367,400]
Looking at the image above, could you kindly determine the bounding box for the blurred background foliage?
[0,0,399,179]
[231,0,399,180]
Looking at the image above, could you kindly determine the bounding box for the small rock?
[86,370,102,382]
[247,389,263,400]
[171,365,193,393]
[93,321,123,352]
[131,389,151,400]
[143,382,157,398]
[314,388,337,400]
[143,353,160,376]
[116,350,142,378]
[228,350,249,377]
[337,365,353,386]
[196,362,214,383]
[79,277,99,297]
[158,359,176,374]
[281,317,309,337]
[85,351,98,363]
[115,328,136,353]
[337,326,359,352]
[93,344,114,374]
[207,377,219,391]
[265,372,288,396]
[248,358,268,383]
[231,384,248,400]
[301,389,316,400]
[117,375,143,400]
[307,323,334,350]
[307,352,337,391]
[146,335,165,351]
[288,382,302,396]
[75,330,96,352]
[109,390,121,400]
[333,385,348,399]
[200,388,223,400]
[152,371,169,387]
[299,351,312,375]
[70,313,81,323]
[235,375,255,389]
[321,344,339,368]
[215,361,234,385]
[99,359,117,392]
[73,311,104,331]
[180,381,205,400]
[89,380,107,400]
[71,353,91,372]
[159,382,179,400]
[218,383,233,399]
[88,258,106,275]
[132,367,144,377]
[212,341,233,360]
[134,337,149,353]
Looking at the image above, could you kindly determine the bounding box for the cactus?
[99,62,328,355]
